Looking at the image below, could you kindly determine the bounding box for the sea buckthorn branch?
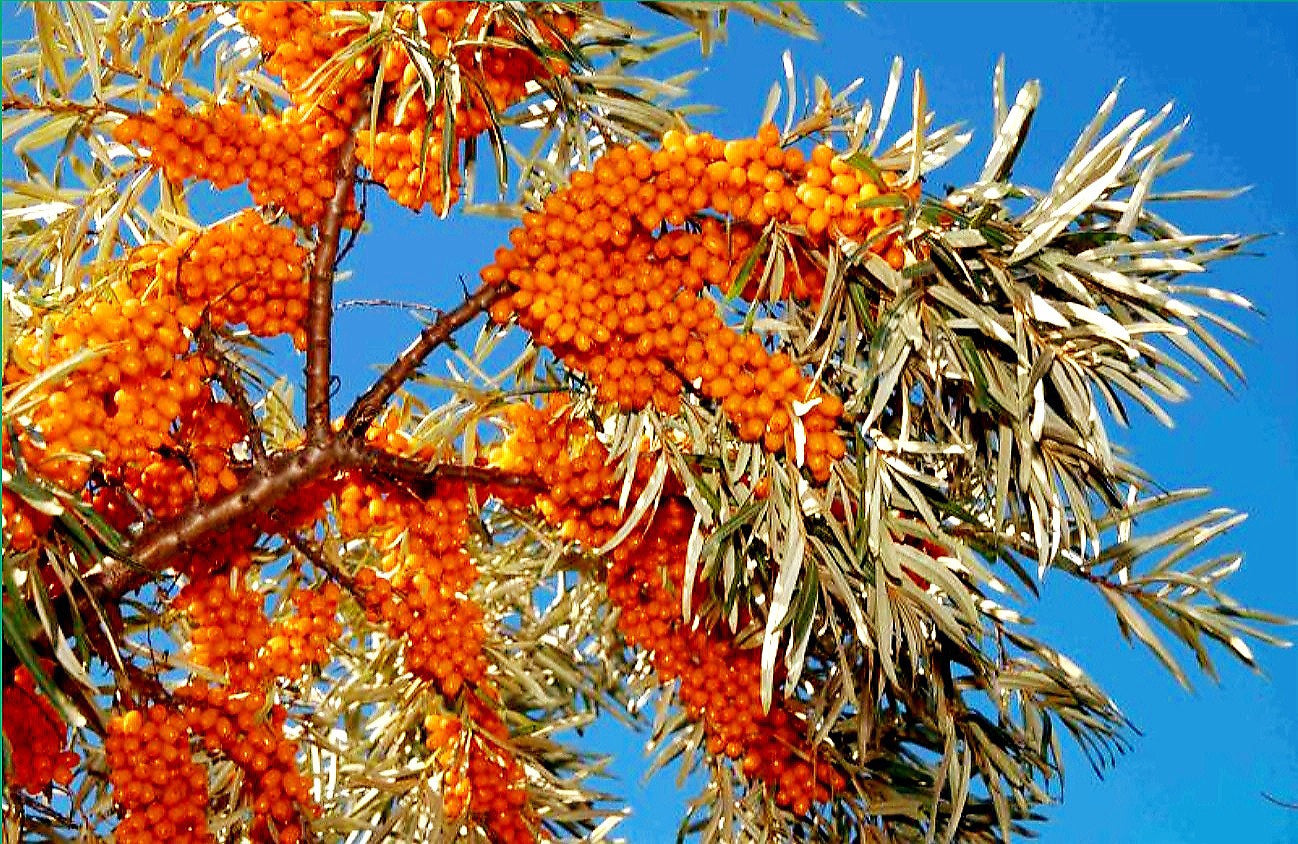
[94,441,348,600]
[304,128,362,445]
[89,438,532,605]
[342,281,513,438]
[349,447,544,497]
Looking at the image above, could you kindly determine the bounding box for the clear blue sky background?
[5,3,1297,842]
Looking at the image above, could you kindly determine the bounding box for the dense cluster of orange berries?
[425,700,535,843]
[488,400,632,548]
[128,211,311,348]
[490,399,845,813]
[375,3,577,137]
[3,207,312,559]
[355,128,464,213]
[607,500,843,814]
[112,92,360,227]
[116,3,583,217]
[329,412,539,838]
[355,3,577,211]
[263,583,344,680]
[481,125,903,480]
[236,2,579,214]
[4,286,208,493]
[175,571,343,691]
[124,396,247,521]
[174,570,273,688]
[105,706,213,844]
[1,663,79,794]
[340,472,489,698]
[173,684,317,844]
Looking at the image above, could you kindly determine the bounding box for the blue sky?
[5,3,1297,841]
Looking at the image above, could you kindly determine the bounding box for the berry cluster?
[356,3,577,212]
[375,3,577,136]
[482,126,896,480]
[1,663,79,794]
[488,400,629,548]
[1,436,52,552]
[490,399,846,815]
[174,684,316,844]
[234,2,379,94]
[425,700,535,844]
[114,3,584,219]
[607,500,844,815]
[173,570,273,689]
[4,287,207,493]
[241,1,578,213]
[341,475,488,698]
[112,93,360,227]
[105,706,213,844]
[124,396,248,521]
[354,127,463,213]
[175,571,342,691]
[333,413,541,839]
[129,211,311,348]
[262,583,344,681]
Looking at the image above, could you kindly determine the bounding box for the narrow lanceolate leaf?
[596,453,668,554]
[980,79,1039,183]
[761,505,806,711]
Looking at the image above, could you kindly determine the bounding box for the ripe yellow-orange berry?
[105,704,213,844]
[479,127,891,480]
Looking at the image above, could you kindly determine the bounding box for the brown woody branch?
[90,440,535,603]
[352,446,542,496]
[342,282,511,438]
[2,94,133,117]
[94,442,348,600]
[304,131,362,444]
[283,532,359,598]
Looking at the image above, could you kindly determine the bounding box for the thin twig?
[197,325,267,462]
[338,298,443,313]
[284,532,359,599]
[343,282,511,438]
[1262,792,1298,811]
[337,177,368,264]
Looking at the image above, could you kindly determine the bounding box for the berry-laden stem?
[94,441,347,600]
[342,282,512,438]
[89,440,536,604]
[283,531,359,599]
[304,129,361,444]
